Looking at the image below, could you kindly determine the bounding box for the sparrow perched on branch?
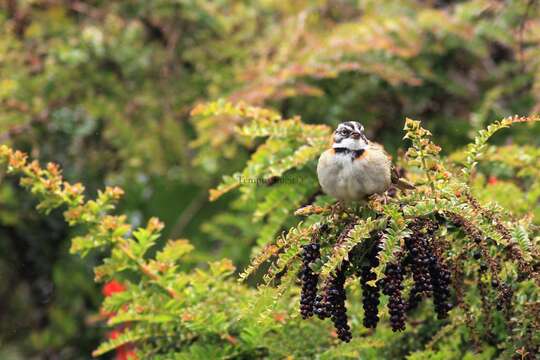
[317,121,412,202]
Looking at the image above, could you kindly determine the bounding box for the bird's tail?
[391,166,415,190]
[393,178,415,190]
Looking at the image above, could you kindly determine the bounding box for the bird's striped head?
[333,121,369,151]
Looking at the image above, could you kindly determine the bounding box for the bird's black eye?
[341,129,350,136]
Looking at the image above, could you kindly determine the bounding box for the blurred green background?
[1,0,539,358]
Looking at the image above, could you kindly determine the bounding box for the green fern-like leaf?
[463,115,540,180]
[92,327,151,357]
[511,225,533,262]
[371,213,411,283]
[320,218,381,278]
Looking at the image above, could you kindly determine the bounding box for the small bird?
[317,121,411,202]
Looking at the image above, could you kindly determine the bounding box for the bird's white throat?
[332,138,368,151]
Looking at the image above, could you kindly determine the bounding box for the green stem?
[420,148,435,192]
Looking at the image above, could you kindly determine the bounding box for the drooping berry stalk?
[382,261,406,332]
[403,217,453,319]
[313,293,330,320]
[359,235,382,329]
[326,261,352,342]
[405,219,437,297]
[430,260,452,319]
[360,264,380,329]
[406,284,422,312]
[299,242,321,319]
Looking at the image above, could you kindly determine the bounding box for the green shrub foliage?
[2,0,540,359]
[1,109,539,358]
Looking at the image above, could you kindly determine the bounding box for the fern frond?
[371,214,411,282]
[108,312,175,326]
[262,243,301,286]
[238,244,280,283]
[319,218,381,279]
[197,101,330,201]
[266,145,323,178]
[463,115,540,180]
[191,99,282,124]
[92,327,151,357]
[253,172,318,222]
[511,225,533,262]
[209,137,293,201]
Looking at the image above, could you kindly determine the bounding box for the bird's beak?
[351,132,361,140]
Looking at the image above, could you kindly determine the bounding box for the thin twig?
[170,189,208,238]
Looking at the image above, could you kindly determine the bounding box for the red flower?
[108,329,122,340]
[103,280,126,297]
[488,176,498,185]
[116,345,137,360]
[108,330,138,359]
[103,280,136,359]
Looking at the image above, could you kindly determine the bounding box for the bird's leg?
[339,201,364,218]
[368,193,390,207]
[330,201,345,218]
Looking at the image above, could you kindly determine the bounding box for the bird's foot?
[369,193,390,207]
[330,201,351,218]
[330,201,342,217]
[330,201,363,220]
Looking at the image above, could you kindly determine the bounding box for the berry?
[406,285,422,312]
[299,243,321,319]
[324,262,352,342]
[313,294,330,319]
[480,264,488,272]
[404,218,453,319]
[430,262,452,319]
[359,237,383,329]
[405,219,435,297]
[383,262,406,332]
[360,267,381,329]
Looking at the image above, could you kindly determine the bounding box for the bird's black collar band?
[334,148,365,158]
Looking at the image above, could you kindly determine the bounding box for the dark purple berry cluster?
[359,239,382,329]
[325,262,352,342]
[313,262,352,341]
[360,268,380,328]
[404,219,453,319]
[314,293,330,319]
[298,216,457,340]
[406,284,422,312]
[381,262,406,332]
[300,223,353,343]
[430,261,452,319]
[405,221,436,296]
[299,242,321,319]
